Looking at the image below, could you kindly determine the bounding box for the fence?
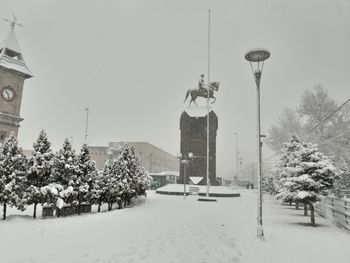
[315,196,350,232]
[339,190,350,199]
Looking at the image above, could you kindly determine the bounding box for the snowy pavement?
[0,189,350,263]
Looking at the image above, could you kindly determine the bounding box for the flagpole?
[206,9,211,197]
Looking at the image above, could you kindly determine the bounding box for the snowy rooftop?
[0,55,32,78]
[148,171,179,177]
[0,29,22,54]
[0,29,32,78]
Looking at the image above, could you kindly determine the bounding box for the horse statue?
[184,82,220,106]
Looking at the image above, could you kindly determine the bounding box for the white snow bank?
[157,184,238,194]
[0,190,349,263]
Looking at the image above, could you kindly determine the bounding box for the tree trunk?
[78,200,81,215]
[304,203,308,216]
[3,202,7,220]
[33,202,37,219]
[77,192,81,215]
[289,200,292,206]
[98,203,101,213]
[295,201,299,210]
[309,203,315,226]
[108,203,112,211]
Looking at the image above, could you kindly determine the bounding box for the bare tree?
[266,108,303,151]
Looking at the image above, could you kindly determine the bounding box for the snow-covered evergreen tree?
[26,130,54,218]
[105,159,123,210]
[114,144,150,205]
[275,135,336,225]
[275,135,306,204]
[76,144,97,214]
[113,146,132,206]
[0,132,28,220]
[89,169,105,212]
[51,139,80,207]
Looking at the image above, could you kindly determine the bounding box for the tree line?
[263,85,350,225]
[264,135,335,226]
[267,85,350,195]
[0,131,151,220]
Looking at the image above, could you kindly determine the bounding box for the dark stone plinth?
[178,108,218,185]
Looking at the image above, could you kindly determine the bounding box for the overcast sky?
[1,0,350,178]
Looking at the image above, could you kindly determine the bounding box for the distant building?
[148,171,179,189]
[89,142,179,173]
[22,149,33,157]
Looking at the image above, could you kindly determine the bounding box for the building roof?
[0,29,22,54]
[148,171,179,177]
[0,28,32,78]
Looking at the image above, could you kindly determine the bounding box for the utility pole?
[84,108,89,144]
[239,157,244,180]
[206,9,211,197]
[234,132,239,180]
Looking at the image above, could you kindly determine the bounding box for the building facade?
[89,142,179,173]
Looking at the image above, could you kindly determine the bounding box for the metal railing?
[315,196,350,232]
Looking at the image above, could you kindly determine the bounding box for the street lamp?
[233,132,239,181]
[239,157,244,180]
[177,152,193,198]
[245,48,270,239]
[84,108,89,144]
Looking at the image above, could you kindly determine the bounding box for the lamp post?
[233,132,239,181]
[245,48,270,239]
[177,152,193,199]
[84,108,89,144]
[239,157,244,180]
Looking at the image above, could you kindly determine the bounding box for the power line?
[263,97,350,163]
[303,98,350,135]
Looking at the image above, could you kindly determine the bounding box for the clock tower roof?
[0,17,33,79]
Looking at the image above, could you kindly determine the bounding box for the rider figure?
[198,74,206,95]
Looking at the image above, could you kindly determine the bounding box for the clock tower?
[0,16,32,142]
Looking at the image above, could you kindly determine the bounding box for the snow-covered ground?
[0,189,350,263]
[157,184,239,194]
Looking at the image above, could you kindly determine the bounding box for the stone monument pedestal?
[178,107,219,186]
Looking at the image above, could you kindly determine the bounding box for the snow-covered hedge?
[0,131,151,220]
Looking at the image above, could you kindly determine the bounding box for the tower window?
[3,48,23,61]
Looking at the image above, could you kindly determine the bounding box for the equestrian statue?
[184,73,220,106]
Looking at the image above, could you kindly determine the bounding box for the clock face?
[1,87,15,101]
